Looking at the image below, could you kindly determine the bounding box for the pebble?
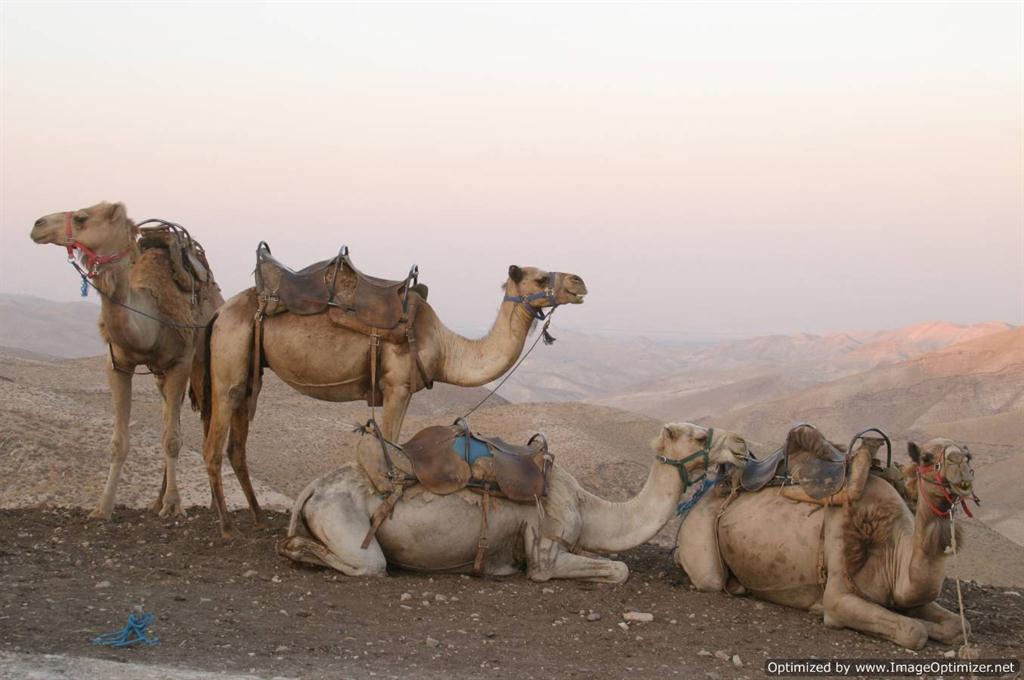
[434,594,447,603]
[426,637,440,648]
[943,650,957,658]
[697,649,712,657]
[714,650,730,662]
[271,575,281,583]
[623,612,654,623]
[1004,591,1021,597]
[732,654,743,668]
[617,622,630,632]
[542,587,555,594]
[242,570,257,578]
[94,581,111,589]
[586,612,602,622]
[400,593,412,601]
[275,645,289,653]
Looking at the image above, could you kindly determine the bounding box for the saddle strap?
[361,484,405,550]
[473,491,491,575]
[368,331,382,410]
[405,326,433,390]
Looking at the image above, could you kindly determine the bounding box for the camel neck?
[575,456,684,553]
[434,286,538,386]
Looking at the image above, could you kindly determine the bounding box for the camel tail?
[198,312,218,424]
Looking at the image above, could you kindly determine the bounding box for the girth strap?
[361,484,405,550]
[474,491,491,575]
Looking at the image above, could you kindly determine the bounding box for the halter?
[916,453,978,519]
[657,427,714,490]
[503,272,562,320]
[64,211,131,278]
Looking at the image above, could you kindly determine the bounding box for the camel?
[277,423,750,582]
[29,202,223,518]
[676,426,976,649]
[202,264,587,537]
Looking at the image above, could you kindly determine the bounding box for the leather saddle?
[369,418,553,502]
[740,423,847,499]
[254,242,427,333]
[136,219,212,295]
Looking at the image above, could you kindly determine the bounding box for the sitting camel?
[676,425,976,649]
[277,423,749,582]
[29,202,223,518]
[202,264,587,537]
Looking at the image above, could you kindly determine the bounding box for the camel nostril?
[34,218,45,228]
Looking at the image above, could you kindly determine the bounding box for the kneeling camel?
[279,423,749,582]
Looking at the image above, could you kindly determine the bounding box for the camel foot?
[158,497,185,518]
[88,507,112,520]
[219,526,238,541]
[148,498,164,514]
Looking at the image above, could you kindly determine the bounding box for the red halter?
[64,211,130,278]
[916,463,974,519]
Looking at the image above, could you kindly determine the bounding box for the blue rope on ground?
[92,610,160,647]
[676,476,718,518]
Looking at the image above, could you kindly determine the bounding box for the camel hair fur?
[29,201,223,518]
[277,423,749,582]
[200,264,587,538]
[676,425,976,650]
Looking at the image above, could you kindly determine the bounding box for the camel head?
[908,438,976,508]
[506,265,587,311]
[30,202,137,271]
[652,423,750,484]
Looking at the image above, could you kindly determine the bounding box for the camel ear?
[663,425,679,441]
[907,441,921,463]
[508,265,523,283]
[107,202,126,224]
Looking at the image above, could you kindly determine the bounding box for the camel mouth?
[950,482,973,497]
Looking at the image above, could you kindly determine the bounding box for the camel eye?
[537,276,549,286]
[74,214,88,225]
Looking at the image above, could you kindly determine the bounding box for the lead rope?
[462,312,555,419]
[949,506,975,658]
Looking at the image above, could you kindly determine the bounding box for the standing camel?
[30,202,223,518]
[676,426,977,649]
[202,265,586,538]
[278,423,750,581]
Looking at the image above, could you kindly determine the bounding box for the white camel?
[278,423,749,582]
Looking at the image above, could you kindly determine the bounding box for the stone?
[542,587,555,594]
[713,650,730,662]
[400,593,412,601]
[426,637,440,648]
[732,654,743,668]
[242,570,257,578]
[623,612,654,623]
[94,581,111,589]
[586,612,602,622]
[617,622,630,632]
[697,649,712,657]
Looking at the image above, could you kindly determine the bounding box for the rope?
[948,506,973,657]
[461,312,555,419]
[92,609,159,647]
[69,260,208,330]
[676,475,718,518]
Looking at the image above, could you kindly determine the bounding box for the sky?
[1,2,1021,338]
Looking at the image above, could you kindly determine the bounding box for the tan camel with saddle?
[29,202,223,519]
[201,242,587,538]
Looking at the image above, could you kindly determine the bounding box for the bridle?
[916,447,979,518]
[658,427,714,490]
[503,272,562,321]
[64,211,131,278]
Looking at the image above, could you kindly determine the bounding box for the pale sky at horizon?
[1,2,1021,337]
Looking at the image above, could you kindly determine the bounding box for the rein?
[658,427,714,490]
[64,211,131,278]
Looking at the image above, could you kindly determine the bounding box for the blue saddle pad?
[452,436,492,464]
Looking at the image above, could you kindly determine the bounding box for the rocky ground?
[2,509,1022,680]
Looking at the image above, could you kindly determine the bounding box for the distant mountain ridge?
[0,294,104,358]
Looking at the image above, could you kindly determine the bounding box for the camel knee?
[109,432,129,462]
[162,431,182,458]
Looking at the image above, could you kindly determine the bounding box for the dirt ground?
[1,508,1021,680]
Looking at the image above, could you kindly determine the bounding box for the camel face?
[30,202,131,254]
[909,438,975,499]
[508,265,587,307]
[653,422,750,470]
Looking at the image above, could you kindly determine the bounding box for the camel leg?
[226,404,263,525]
[379,383,412,442]
[202,392,235,539]
[91,366,133,519]
[525,525,629,584]
[903,601,969,645]
[674,498,728,592]
[155,361,190,517]
[823,586,929,649]
[279,489,386,577]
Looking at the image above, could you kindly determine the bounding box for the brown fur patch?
[843,501,903,575]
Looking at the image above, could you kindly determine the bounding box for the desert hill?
[0,293,105,358]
